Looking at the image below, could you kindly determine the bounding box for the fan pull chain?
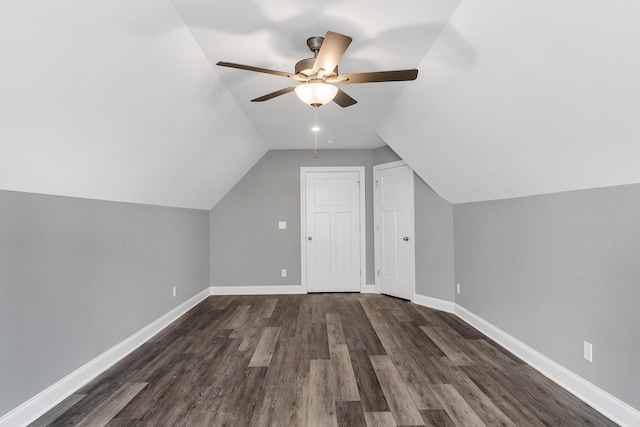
[313,106,319,158]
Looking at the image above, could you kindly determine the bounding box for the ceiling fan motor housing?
[295,58,339,78]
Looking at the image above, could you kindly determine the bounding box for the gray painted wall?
[210,149,375,286]
[0,190,209,416]
[414,174,455,301]
[373,146,456,301]
[372,145,402,165]
[453,183,640,410]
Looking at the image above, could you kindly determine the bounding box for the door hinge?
[377,269,380,276]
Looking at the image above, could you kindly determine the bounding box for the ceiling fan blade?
[313,32,352,76]
[333,88,357,107]
[251,86,297,102]
[217,62,302,80]
[338,69,419,84]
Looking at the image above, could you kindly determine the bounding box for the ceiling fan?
[216,31,418,108]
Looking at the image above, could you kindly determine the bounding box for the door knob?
[308,236,313,240]
[403,236,409,241]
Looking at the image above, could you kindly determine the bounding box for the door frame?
[300,166,366,293]
[373,160,416,299]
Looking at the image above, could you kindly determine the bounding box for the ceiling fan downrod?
[306,36,324,57]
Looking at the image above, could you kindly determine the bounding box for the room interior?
[1,0,639,425]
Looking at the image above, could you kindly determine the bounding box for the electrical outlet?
[281,269,287,277]
[456,283,461,294]
[278,221,287,229]
[584,341,593,362]
[172,286,177,298]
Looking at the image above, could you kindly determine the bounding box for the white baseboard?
[0,288,211,427]
[413,293,456,313]
[361,284,377,294]
[210,284,306,295]
[454,304,640,427]
[210,284,377,296]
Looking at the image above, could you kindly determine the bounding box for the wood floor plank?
[434,312,484,339]
[364,411,397,427]
[309,359,338,427]
[516,364,617,426]
[460,365,547,427]
[147,302,209,343]
[331,344,361,401]
[435,358,516,426]
[326,312,347,350]
[131,334,194,382]
[349,350,390,412]
[222,304,252,329]
[339,298,387,355]
[251,335,310,426]
[237,316,270,352]
[388,351,443,411]
[394,320,446,358]
[267,295,302,337]
[310,321,330,360]
[473,338,521,370]
[228,303,265,340]
[31,294,617,427]
[218,366,268,423]
[420,325,475,366]
[250,373,309,427]
[28,393,87,427]
[430,384,487,426]
[75,382,147,427]
[360,299,398,353]
[256,297,279,319]
[107,352,193,421]
[294,297,313,342]
[420,409,456,427]
[311,295,328,324]
[370,355,425,426]
[472,362,568,426]
[336,401,367,427]
[248,326,280,367]
[264,335,309,383]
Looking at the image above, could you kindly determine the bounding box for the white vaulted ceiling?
[379,1,640,203]
[1,0,639,209]
[0,0,268,210]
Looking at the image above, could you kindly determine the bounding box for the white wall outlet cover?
[281,269,287,277]
[172,286,177,297]
[584,341,593,362]
[456,283,461,294]
[278,221,286,229]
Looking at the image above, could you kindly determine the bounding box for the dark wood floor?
[31,294,616,426]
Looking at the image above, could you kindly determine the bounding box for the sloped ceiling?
[0,0,267,210]
[1,1,639,209]
[379,0,640,203]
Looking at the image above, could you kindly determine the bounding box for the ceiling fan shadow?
[434,24,476,68]
[265,13,367,60]
[170,0,271,35]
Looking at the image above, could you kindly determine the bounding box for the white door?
[302,169,363,292]
[375,162,415,300]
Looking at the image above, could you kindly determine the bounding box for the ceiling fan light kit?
[295,82,339,107]
[216,31,418,108]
